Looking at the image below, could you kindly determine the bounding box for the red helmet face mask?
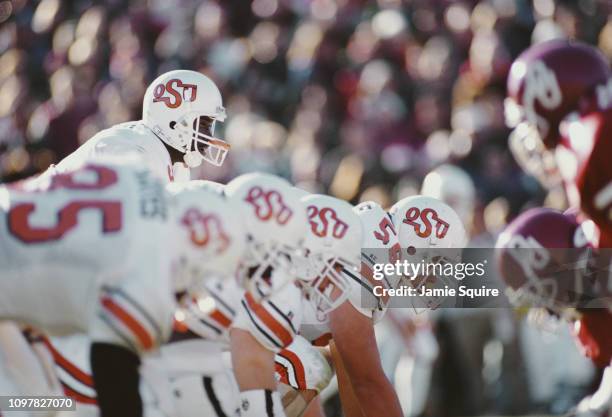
[505,40,610,187]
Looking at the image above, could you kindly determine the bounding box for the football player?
[137,182,364,417]
[0,159,246,417]
[496,208,612,417]
[224,173,311,417]
[274,193,365,417]
[505,39,612,415]
[277,195,467,417]
[45,70,229,183]
[37,172,312,417]
[505,39,611,245]
[135,183,365,417]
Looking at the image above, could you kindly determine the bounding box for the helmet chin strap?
[183,150,203,168]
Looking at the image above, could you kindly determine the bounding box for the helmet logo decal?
[244,186,293,225]
[403,207,449,239]
[523,60,562,135]
[373,216,397,245]
[505,234,550,278]
[307,206,349,239]
[181,208,230,253]
[374,216,402,263]
[153,79,198,109]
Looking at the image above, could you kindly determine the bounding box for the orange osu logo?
[244,186,293,225]
[307,206,349,239]
[403,207,449,239]
[153,79,198,109]
[181,208,230,253]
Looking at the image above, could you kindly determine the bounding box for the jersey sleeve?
[274,335,333,393]
[175,278,240,342]
[232,283,303,353]
[90,221,176,354]
[91,278,175,354]
[55,122,174,184]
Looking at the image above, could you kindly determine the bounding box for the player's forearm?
[331,342,365,417]
[230,328,277,390]
[352,377,403,417]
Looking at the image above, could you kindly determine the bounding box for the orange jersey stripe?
[41,338,94,387]
[173,317,189,333]
[62,383,98,405]
[279,349,307,389]
[209,309,232,328]
[275,362,291,386]
[312,333,332,347]
[101,296,154,350]
[244,293,293,346]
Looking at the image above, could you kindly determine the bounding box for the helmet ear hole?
[169,121,177,129]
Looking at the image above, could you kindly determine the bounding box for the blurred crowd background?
[1,0,611,416]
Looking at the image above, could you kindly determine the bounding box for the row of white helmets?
[168,171,468,316]
[141,70,473,312]
[140,68,478,231]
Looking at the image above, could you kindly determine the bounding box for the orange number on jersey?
[8,165,122,243]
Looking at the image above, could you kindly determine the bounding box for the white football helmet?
[143,70,229,168]
[298,194,362,316]
[390,195,467,309]
[225,172,308,300]
[168,183,247,293]
[390,195,467,251]
[420,164,475,227]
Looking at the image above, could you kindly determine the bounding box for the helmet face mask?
[300,254,355,318]
[401,247,464,310]
[508,120,561,188]
[504,62,563,188]
[297,195,363,318]
[237,239,301,300]
[176,113,230,167]
[225,173,309,302]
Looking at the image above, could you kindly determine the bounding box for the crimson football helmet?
[505,40,610,186]
[496,208,603,313]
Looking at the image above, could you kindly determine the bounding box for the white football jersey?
[51,121,189,183]
[0,162,176,351]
